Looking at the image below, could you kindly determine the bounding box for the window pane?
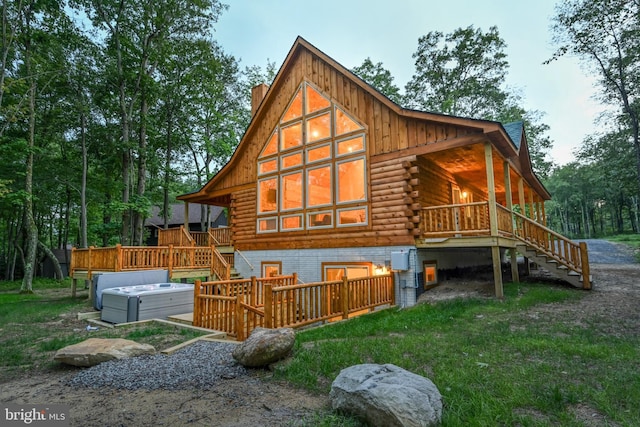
[306,112,331,143]
[258,217,277,232]
[282,89,302,122]
[337,135,365,156]
[307,166,332,207]
[260,131,278,158]
[306,85,331,113]
[281,215,302,230]
[338,208,366,225]
[258,158,278,175]
[281,151,302,169]
[337,158,365,202]
[281,122,302,150]
[335,108,363,136]
[307,144,331,163]
[258,178,277,213]
[282,172,302,210]
[308,211,332,228]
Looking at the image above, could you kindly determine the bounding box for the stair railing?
[512,211,590,289]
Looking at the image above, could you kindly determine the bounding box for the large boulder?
[54,338,156,367]
[232,327,295,367]
[330,363,442,427]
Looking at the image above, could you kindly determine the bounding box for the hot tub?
[100,283,194,324]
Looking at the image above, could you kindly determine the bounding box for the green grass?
[0,278,208,380]
[273,283,640,426]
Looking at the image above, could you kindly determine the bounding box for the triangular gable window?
[282,90,303,122]
[335,107,364,136]
[260,130,279,158]
[306,85,331,113]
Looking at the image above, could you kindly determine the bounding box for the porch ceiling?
[423,142,525,203]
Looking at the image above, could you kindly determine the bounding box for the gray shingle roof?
[503,121,524,150]
[144,203,225,227]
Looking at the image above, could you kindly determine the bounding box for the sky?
[214,0,605,166]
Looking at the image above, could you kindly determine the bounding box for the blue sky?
[215,0,604,166]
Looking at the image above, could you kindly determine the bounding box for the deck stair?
[513,211,591,289]
[516,244,590,288]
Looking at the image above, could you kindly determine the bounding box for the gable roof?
[179,36,550,203]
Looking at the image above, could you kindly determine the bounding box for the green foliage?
[351,58,402,104]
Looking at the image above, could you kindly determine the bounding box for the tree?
[404,25,509,118]
[550,0,640,195]
[352,58,402,104]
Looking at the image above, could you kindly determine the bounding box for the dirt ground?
[1,261,639,426]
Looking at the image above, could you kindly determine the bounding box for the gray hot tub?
[100,283,194,324]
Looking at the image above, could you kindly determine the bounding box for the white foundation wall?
[233,246,419,308]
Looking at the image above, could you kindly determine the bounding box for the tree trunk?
[133,93,148,246]
[20,25,37,294]
[80,110,88,248]
[37,241,63,280]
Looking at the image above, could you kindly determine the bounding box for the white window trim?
[306,164,333,208]
[336,206,368,227]
[335,156,367,205]
[335,134,366,158]
[280,213,304,232]
[307,210,333,229]
[280,171,303,212]
[305,142,332,165]
[257,177,278,214]
[257,216,278,233]
[258,157,278,176]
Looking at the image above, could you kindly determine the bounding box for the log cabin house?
[177,36,590,307]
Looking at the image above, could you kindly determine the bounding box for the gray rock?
[232,327,295,367]
[54,338,156,367]
[330,363,442,427]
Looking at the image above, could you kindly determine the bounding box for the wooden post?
[485,144,503,298]
[236,295,244,341]
[503,162,519,283]
[264,283,273,328]
[193,279,201,327]
[168,245,174,280]
[184,203,190,232]
[341,276,349,320]
[579,242,591,290]
[492,246,504,299]
[484,143,498,237]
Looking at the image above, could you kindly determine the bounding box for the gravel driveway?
[580,239,638,264]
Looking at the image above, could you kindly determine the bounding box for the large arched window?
[257,82,367,233]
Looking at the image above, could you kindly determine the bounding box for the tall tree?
[404,26,509,118]
[550,0,640,193]
[352,58,402,104]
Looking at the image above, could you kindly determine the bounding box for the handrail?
[235,248,254,270]
[512,211,590,287]
[211,246,231,281]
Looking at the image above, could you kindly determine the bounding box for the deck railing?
[158,226,193,246]
[193,274,394,340]
[70,244,219,279]
[420,201,490,236]
[419,201,590,288]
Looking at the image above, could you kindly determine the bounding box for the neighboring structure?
[178,37,589,307]
[144,203,227,246]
